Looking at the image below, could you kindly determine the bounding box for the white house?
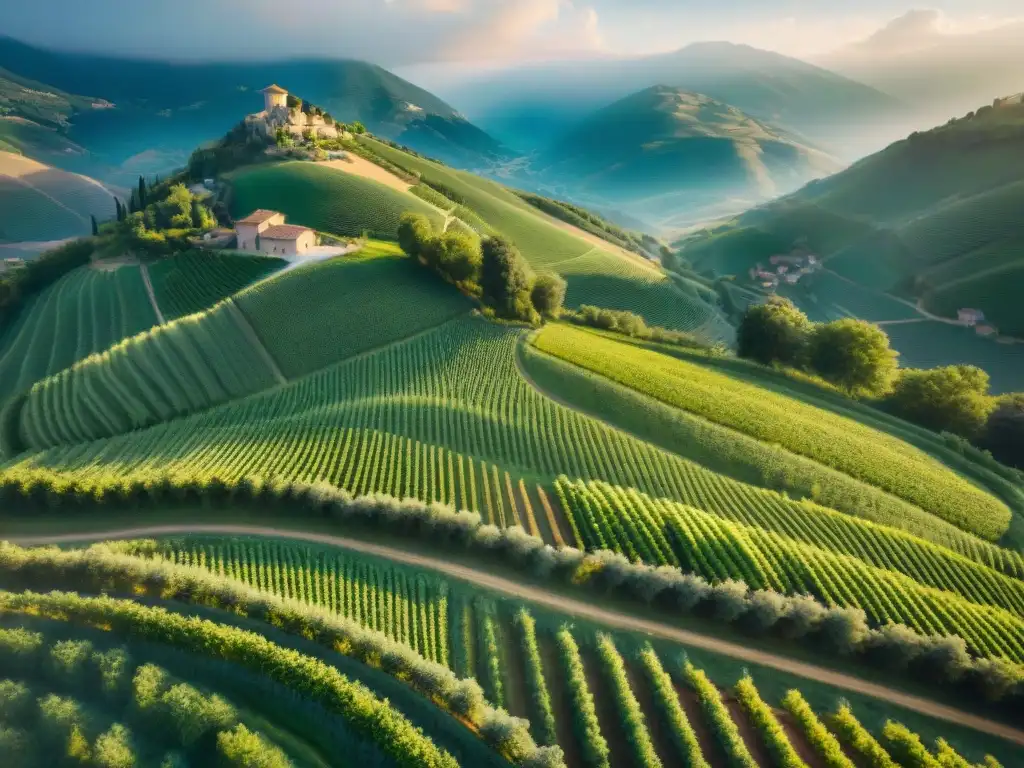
[260,224,317,256]
[235,210,315,257]
[235,209,285,251]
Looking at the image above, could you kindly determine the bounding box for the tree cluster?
[0,239,94,328]
[738,298,898,395]
[0,630,296,768]
[397,214,566,322]
[567,305,713,351]
[737,298,1024,466]
[1,478,1020,713]
[513,192,646,255]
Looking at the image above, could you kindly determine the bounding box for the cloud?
[839,8,1024,57]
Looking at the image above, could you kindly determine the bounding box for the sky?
[6,1,1023,66]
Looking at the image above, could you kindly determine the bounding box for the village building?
[975,324,998,338]
[246,85,339,140]
[958,308,986,326]
[235,210,316,256]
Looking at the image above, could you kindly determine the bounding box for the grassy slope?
[360,137,735,343]
[0,264,156,404]
[532,324,1011,539]
[227,161,444,239]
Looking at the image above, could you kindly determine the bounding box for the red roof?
[261,84,288,95]
[236,209,281,225]
[261,224,313,240]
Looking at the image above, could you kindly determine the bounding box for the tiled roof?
[261,84,288,94]
[261,224,313,240]
[236,209,281,225]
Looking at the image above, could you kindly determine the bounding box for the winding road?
[11,523,1024,748]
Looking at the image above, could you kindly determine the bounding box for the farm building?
[235,210,315,256]
[958,308,986,326]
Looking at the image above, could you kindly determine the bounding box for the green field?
[3,535,1015,768]
[227,161,444,238]
[0,265,157,405]
[234,241,473,379]
[532,323,1011,540]
[149,250,287,321]
[360,138,734,341]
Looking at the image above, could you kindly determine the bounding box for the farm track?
[139,263,166,325]
[13,523,1024,749]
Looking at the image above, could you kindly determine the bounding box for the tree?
[885,366,994,438]
[530,273,567,319]
[351,121,366,135]
[736,297,811,366]
[91,215,99,237]
[981,394,1024,468]
[396,213,434,261]
[138,176,147,209]
[806,318,898,395]
[481,236,533,319]
[114,198,123,222]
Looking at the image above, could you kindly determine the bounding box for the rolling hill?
[536,86,841,229]
[446,42,905,158]
[678,98,1024,390]
[0,35,511,186]
[0,151,115,247]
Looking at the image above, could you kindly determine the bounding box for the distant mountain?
[819,15,1024,125]
[679,99,1024,340]
[446,42,906,158]
[533,86,841,230]
[0,36,511,185]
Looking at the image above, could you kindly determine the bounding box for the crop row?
[16,298,280,451]
[0,265,156,404]
[152,537,450,665]
[532,323,1011,540]
[149,250,286,320]
[557,479,1024,662]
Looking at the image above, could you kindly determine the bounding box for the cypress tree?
[138,175,147,208]
[90,215,99,236]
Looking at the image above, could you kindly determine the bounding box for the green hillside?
[360,137,735,342]
[0,151,115,244]
[0,264,156,405]
[148,250,287,321]
[679,101,1024,386]
[12,242,472,450]
[538,86,839,224]
[227,162,444,239]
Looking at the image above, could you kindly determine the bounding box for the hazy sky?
[7,1,1023,65]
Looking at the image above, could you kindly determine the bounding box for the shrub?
[531,274,567,319]
[734,675,806,768]
[737,297,811,366]
[481,236,534,321]
[217,724,292,768]
[397,212,435,261]
[882,721,941,768]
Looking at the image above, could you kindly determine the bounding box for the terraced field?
[13,242,471,450]
[557,479,1024,662]
[228,161,445,238]
[6,535,1012,768]
[531,323,1011,541]
[0,264,156,404]
[360,138,734,342]
[149,250,287,321]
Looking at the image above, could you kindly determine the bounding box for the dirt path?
[11,523,1024,748]
[224,301,287,385]
[138,263,166,325]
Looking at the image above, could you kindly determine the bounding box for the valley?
[0,20,1022,768]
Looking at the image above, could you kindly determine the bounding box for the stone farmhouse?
[246,84,339,140]
[235,210,316,257]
